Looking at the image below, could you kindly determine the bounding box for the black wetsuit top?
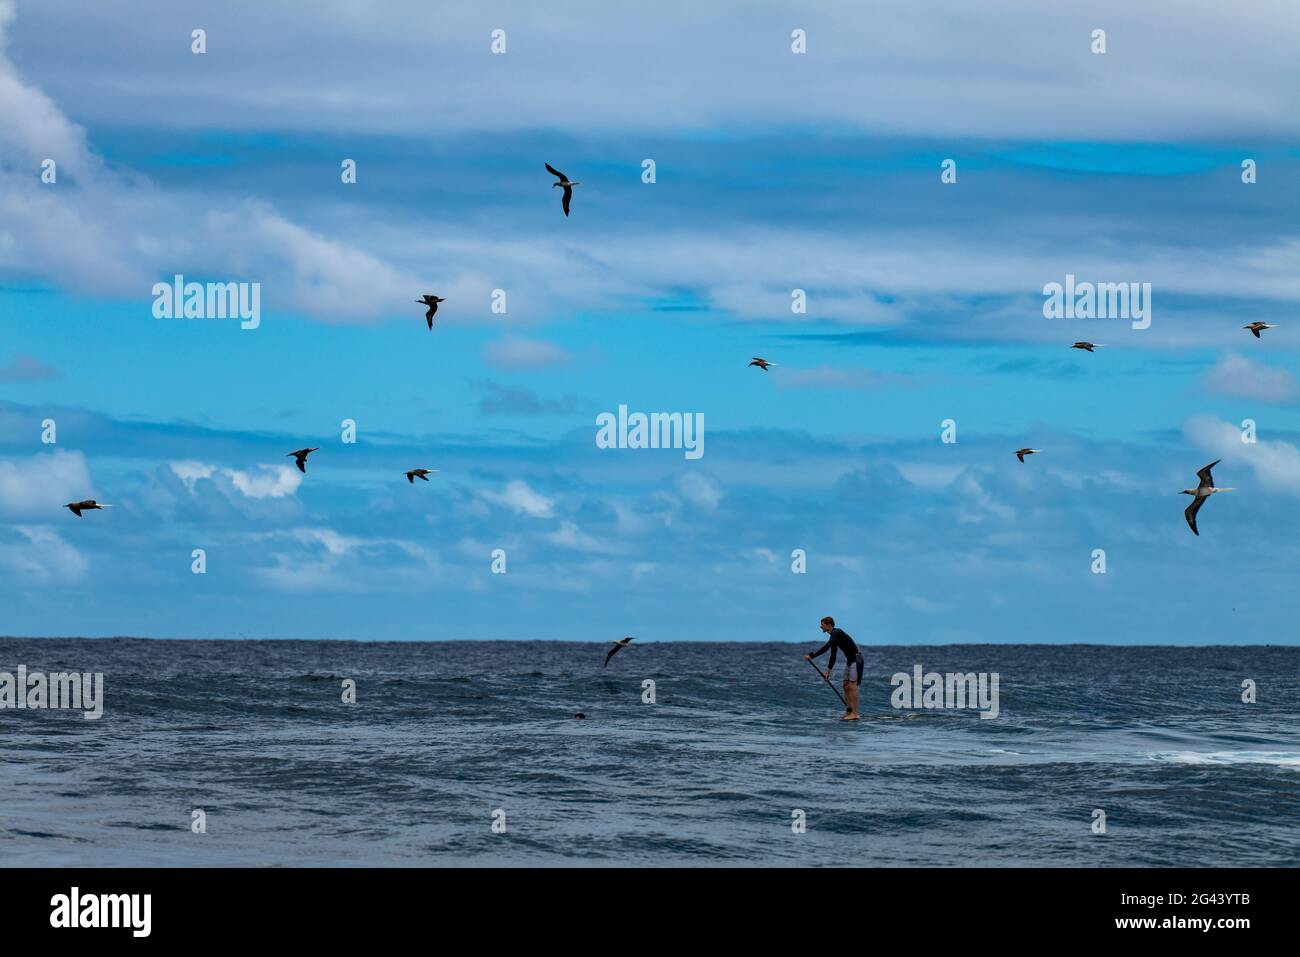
[809,627,859,670]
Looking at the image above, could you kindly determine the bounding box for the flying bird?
[1243,322,1276,338]
[603,636,635,667]
[1071,341,1104,352]
[65,500,111,517]
[749,357,774,371]
[416,295,445,330]
[545,163,580,216]
[1015,448,1040,463]
[405,468,439,483]
[1181,459,1234,536]
[288,448,319,473]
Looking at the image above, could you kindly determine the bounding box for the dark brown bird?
[416,295,445,330]
[288,448,319,473]
[604,636,634,667]
[1071,341,1103,352]
[749,357,774,371]
[1181,459,1234,536]
[405,468,438,483]
[65,500,111,517]
[1015,448,1040,463]
[545,163,580,217]
[1243,322,1276,338]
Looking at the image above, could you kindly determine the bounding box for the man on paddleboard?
[805,616,863,721]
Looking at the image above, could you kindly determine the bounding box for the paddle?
[806,657,846,709]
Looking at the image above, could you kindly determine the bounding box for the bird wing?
[406,472,414,483]
[1185,496,1204,535]
[561,185,572,216]
[426,309,434,329]
[295,458,307,473]
[1016,451,1025,462]
[603,643,624,667]
[69,505,82,516]
[545,163,566,180]
[1197,460,1220,488]
[417,472,430,481]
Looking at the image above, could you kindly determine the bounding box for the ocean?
[1,639,1296,867]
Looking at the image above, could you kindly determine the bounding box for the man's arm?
[807,640,831,660]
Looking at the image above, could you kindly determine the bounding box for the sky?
[1,0,1298,642]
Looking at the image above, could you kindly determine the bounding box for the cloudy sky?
[1,0,1298,642]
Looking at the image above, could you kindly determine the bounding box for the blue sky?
[1,0,1298,642]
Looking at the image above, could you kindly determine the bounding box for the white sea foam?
[1149,750,1300,768]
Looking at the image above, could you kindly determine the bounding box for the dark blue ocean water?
[0,639,1296,867]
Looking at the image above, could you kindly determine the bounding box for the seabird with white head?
[545,163,580,217]
[1181,459,1233,536]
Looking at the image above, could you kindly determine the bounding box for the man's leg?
[844,678,859,718]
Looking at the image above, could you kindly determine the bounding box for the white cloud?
[676,473,722,511]
[169,460,216,485]
[482,335,574,370]
[544,520,617,552]
[0,5,422,320]
[0,524,87,581]
[170,460,302,499]
[0,450,93,516]
[225,464,303,500]
[13,0,1300,140]
[251,526,437,592]
[954,471,1016,524]
[482,480,554,518]
[1184,414,1300,494]
[0,0,1297,349]
[1203,353,1299,403]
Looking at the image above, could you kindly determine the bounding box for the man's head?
[820,616,835,634]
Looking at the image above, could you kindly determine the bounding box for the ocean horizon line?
[1,634,1294,649]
